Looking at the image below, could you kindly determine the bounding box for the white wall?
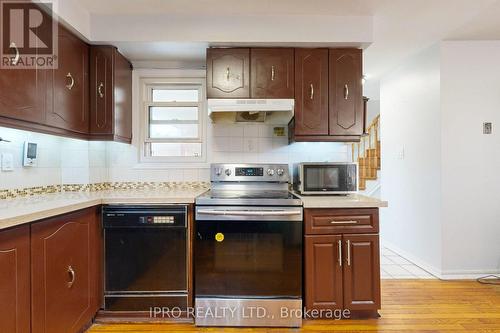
[380,45,443,274]
[381,42,500,277]
[440,41,500,275]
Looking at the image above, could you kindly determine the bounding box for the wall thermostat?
[23,141,38,167]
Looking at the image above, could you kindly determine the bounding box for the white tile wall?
[1,122,351,189]
[0,126,106,189]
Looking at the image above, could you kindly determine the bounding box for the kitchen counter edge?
[293,192,388,208]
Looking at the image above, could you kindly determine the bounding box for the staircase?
[352,115,380,191]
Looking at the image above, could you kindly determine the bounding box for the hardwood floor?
[88,280,500,332]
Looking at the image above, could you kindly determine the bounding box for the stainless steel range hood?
[207,99,294,124]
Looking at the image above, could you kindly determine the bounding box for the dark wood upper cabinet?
[31,207,100,333]
[0,225,31,333]
[90,45,133,143]
[343,234,381,311]
[45,25,89,134]
[294,48,329,136]
[305,235,343,311]
[0,66,48,125]
[329,48,363,136]
[207,48,250,98]
[250,48,294,98]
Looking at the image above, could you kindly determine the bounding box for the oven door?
[301,163,357,193]
[195,207,302,298]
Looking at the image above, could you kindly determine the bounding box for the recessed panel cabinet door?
[294,49,329,136]
[342,234,380,311]
[207,48,250,98]
[90,46,114,135]
[305,235,343,311]
[46,26,89,134]
[251,48,294,98]
[31,208,98,333]
[0,225,31,333]
[329,49,363,136]
[0,64,47,124]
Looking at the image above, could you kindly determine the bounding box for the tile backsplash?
[0,126,106,190]
[1,122,351,190]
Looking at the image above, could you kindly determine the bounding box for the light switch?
[1,153,14,171]
[483,122,492,134]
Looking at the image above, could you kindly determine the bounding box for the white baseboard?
[381,239,500,280]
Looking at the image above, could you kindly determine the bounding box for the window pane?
[152,89,199,102]
[151,142,202,157]
[149,124,199,139]
[150,106,198,121]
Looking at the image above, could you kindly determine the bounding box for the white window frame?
[139,76,207,165]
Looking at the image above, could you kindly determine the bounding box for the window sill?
[132,162,210,169]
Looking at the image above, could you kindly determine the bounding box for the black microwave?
[292,162,358,195]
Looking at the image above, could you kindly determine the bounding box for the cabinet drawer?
[305,208,378,235]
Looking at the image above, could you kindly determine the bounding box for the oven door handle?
[196,209,303,216]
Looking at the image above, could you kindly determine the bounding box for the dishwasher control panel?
[140,215,175,224]
[103,205,187,227]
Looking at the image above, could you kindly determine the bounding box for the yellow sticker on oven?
[215,232,224,242]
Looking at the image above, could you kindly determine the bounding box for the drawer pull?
[330,220,358,224]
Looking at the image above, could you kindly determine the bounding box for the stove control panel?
[211,164,289,182]
[236,167,264,176]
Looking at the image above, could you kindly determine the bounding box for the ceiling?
[78,0,386,16]
[74,0,500,95]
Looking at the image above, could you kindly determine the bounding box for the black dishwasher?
[103,205,188,311]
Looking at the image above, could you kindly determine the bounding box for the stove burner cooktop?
[196,190,302,206]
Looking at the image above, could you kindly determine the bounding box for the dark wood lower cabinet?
[0,225,31,333]
[343,234,381,311]
[31,207,101,333]
[305,208,381,318]
[305,235,343,310]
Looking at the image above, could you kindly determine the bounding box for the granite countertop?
[292,192,388,208]
[0,188,209,231]
[0,188,387,231]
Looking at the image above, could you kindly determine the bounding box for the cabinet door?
[329,49,363,136]
[46,25,89,134]
[0,225,31,333]
[31,207,99,333]
[207,48,250,98]
[90,46,114,135]
[251,48,294,98]
[294,48,329,136]
[343,234,380,311]
[305,235,343,311]
[0,68,47,124]
[114,51,133,141]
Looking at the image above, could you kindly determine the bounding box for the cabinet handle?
[98,82,104,98]
[310,83,314,100]
[66,73,75,90]
[67,265,76,288]
[330,220,358,224]
[344,84,349,100]
[271,66,275,81]
[9,42,20,66]
[226,67,230,81]
[338,239,342,267]
[346,240,351,266]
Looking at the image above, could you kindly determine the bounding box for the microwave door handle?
[197,209,302,216]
